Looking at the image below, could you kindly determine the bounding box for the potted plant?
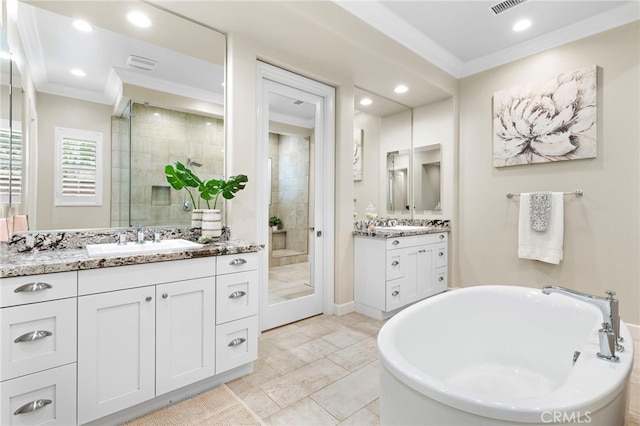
[269,216,282,231]
[165,162,248,236]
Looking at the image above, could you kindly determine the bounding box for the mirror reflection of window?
[413,144,441,214]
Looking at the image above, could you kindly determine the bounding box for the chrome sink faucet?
[135,226,145,244]
[542,286,623,362]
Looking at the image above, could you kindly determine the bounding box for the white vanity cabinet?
[354,232,448,319]
[0,271,78,426]
[214,253,259,374]
[77,258,216,424]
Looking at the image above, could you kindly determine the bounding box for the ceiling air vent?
[126,55,158,71]
[490,0,528,15]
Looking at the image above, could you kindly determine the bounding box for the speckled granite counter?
[0,227,263,278]
[353,218,450,238]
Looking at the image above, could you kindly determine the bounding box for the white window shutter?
[0,124,22,204]
[55,127,103,206]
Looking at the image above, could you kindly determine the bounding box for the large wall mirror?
[2,1,225,231]
[353,87,452,220]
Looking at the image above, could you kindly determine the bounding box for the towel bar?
[506,190,583,199]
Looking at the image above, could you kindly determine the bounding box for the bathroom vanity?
[354,228,448,320]
[0,232,261,425]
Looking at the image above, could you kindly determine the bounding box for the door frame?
[256,62,335,331]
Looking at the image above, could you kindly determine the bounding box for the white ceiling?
[8,0,639,121]
[336,0,639,78]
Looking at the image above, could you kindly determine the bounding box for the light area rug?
[122,385,264,426]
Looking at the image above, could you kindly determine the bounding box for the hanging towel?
[529,192,552,231]
[518,192,564,264]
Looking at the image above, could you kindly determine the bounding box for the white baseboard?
[333,301,355,316]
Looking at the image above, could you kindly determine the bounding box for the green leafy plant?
[165,162,248,209]
[269,216,282,227]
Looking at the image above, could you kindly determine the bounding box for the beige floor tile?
[267,397,339,426]
[328,336,379,372]
[270,327,315,351]
[241,389,282,420]
[226,358,281,398]
[310,364,380,421]
[339,406,380,426]
[348,319,385,336]
[298,321,338,339]
[265,338,339,375]
[258,337,285,359]
[322,327,370,349]
[366,398,380,416]
[261,358,349,408]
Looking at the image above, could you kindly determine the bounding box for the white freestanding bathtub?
[378,285,634,425]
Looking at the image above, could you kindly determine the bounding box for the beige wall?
[35,93,112,230]
[457,22,640,325]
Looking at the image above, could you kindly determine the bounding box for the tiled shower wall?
[269,133,309,260]
[111,103,224,227]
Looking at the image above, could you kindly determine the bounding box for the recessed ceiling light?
[70,68,86,77]
[360,98,373,106]
[394,85,408,94]
[126,11,152,28]
[513,19,531,32]
[73,19,93,32]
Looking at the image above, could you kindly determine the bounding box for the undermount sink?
[85,239,202,257]
[375,225,432,232]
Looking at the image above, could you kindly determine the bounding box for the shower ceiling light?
[126,10,152,28]
[360,98,373,106]
[394,85,408,94]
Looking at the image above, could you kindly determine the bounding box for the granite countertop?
[353,227,450,239]
[0,226,264,278]
[0,239,263,278]
[352,218,451,239]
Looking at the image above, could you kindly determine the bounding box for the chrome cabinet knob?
[162,293,168,299]
[392,240,400,245]
[439,234,445,239]
[146,296,152,302]
[438,251,444,256]
[392,290,399,296]
[438,276,444,281]
[392,261,399,266]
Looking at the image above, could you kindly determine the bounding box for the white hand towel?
[518,192,564,264]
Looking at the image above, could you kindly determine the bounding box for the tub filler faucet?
[542,286,623,362]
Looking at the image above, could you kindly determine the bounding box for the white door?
[257,63,335,331]
[156,277,215,395]
[77,286,156,424]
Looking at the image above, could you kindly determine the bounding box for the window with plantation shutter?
[55,127,103,206]
[0,123,22,204]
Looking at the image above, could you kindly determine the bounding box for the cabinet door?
[415,245,436,301]
[156,277,215,396]
[78,286,156,424]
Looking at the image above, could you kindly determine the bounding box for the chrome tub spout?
[542,286,623,362]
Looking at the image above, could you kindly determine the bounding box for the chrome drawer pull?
[438,276,445,281]
[229,291,247,299]
[228,337,246,347]
[14,399,52,415]
[14,282,52,293]
[392,261,399,266]
[438,251,445,256]
[229,258,247,266]
[439,234,445,240]
[14,330,53,343]
[392,240,400,245]
[392,290,400,296]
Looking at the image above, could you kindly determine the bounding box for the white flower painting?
[493,65,597,167]
[353,129,363,181]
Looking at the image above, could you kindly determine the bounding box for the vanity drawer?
[215,316,258,374]
[0,363,76,426]
[0,298,77,381]
[0,272,77,308]
[216,253,258,275]
[435,267,447,292]
[385,233,447,250]
[216,270,258,325]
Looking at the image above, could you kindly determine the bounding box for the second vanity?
[354,224,449,320]
[0,230,261,425]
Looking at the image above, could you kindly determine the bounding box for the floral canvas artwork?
[493,65,597,167]
[353,129,363,181]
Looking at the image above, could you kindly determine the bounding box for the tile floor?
[268,262,313,304]
[228,313,640,426]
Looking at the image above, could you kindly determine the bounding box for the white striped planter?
[201,209,222,237]
[191,209,204,228]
